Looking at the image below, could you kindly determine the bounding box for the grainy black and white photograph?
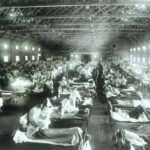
[0,0,150,150]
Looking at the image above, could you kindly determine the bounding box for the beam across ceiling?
[0,28,147,31]
[2,23,150,26]
[2,15,150,20]
[1,0,150,8]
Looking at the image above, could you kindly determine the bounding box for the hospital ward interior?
[1,1,150,150]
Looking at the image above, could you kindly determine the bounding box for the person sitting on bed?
[60,94,79,116]
[70,87,82,107]
[59,76,68,93]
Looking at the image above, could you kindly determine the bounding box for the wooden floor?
[0,98,115,150]
[89,98,114,150]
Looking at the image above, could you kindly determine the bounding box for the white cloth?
[13,127,84,147]
[133,99,150,108]
[124,130,147,146]
[83,98,92,106]
[110,109,149,122]
[0,98,3,109]
[61,98,79,116]
[69,89,82,109]
[80,140,91,150]
[13,130,29,143]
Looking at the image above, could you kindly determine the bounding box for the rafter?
[1,0,150,8]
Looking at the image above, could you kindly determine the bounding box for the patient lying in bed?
[110,105,149,122]
[13,100,91,150]
[114,99,150,108]
[113,129,147,150]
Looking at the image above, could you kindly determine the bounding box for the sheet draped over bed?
[13,127,91,150]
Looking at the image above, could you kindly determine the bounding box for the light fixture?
[142,46,146,51]
[4,44,8,49]
[16,45,19,50]
[75,55,78,58]
[135,4,146,10]
[25,56,28,61]
[32,47,35,51]
[4,56,8,62]
[9,13,14,17]
[137,47,141,51]
[9,8,17,18]
[32,56,35,60]
[16,56,20,62]
[25,46,28,50]
[93,54,97,58]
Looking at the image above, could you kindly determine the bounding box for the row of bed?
[103,62,150,150]
[0,64,96,150]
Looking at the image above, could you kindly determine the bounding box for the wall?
[104,39,130,63]
[129,36,150,65]
[0,36,42,63]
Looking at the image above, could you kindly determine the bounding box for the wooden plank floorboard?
[88,98,114,150]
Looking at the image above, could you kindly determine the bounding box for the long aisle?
[89,98,114,150]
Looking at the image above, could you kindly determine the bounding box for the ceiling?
[0,0,150,54]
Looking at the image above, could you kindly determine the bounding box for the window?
[32,56,35,60]
[4,56,8,62]
[16,56,20,62]
[38,53,41,57]
[133,57,136,62]
[38,48,41,51]
[130,48,132,52]
[25,56,28,61]
[133,48,136,52]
